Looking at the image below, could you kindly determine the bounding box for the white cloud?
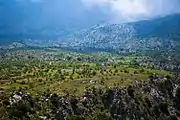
[81,0,180,22]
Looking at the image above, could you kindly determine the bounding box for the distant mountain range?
[1,14,180,52]
[59,14,180,52]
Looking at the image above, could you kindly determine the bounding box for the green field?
[0,49,171,96]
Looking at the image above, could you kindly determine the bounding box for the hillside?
[0,14,180,52]
[60,14,180,52]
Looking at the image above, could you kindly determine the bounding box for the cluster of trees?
[0,48,117,63]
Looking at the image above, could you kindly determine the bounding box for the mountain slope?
[60,14,180,52]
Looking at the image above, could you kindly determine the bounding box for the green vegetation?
[0,48,170,96]
[0,47,179,120]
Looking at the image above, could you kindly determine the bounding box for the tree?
[87,112,112,120]
[67,115,85,120]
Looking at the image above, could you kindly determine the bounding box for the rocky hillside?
[1,73,180,120]
[1,14,180,52]
[60,14,180,52]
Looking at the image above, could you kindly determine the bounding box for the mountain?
[60,14,180,52]
[0,0,108,45]
[1,14,180,52]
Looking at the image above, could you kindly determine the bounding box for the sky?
[0,0,180,36]
[82,0,180,22]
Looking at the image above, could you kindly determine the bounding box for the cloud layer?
[81,0,180,22]
[0,0,180,36]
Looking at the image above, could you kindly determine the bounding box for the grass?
[47,67,171,96]
[0,61,171,96]
[0,49,172,96]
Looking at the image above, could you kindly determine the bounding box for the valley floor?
[0,47,180,120]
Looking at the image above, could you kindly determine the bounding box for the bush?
[87,112,112,120]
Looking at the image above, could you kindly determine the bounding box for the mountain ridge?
[0,14,180,52]
[59,14,180,52]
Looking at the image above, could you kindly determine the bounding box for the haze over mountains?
[1,14,179,53]
[59,14,180,52]
[0,0,180,52]
[0,0,108,44]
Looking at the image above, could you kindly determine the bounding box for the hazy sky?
[82,0,180,22]
[0,0,180,34]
